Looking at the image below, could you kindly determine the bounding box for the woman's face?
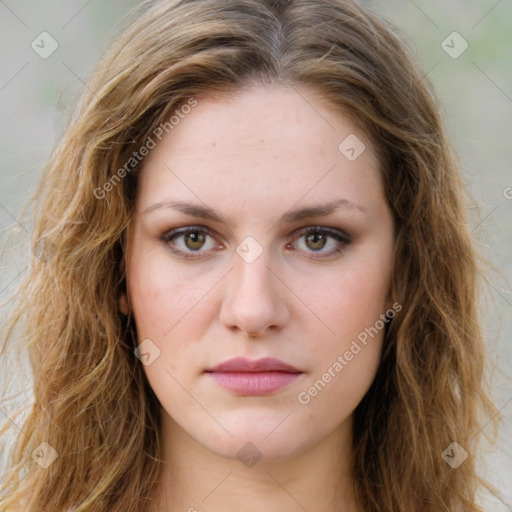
[120,84,395,463]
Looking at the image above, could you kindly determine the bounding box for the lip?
[205,356,301,373]
[205,357,303,396]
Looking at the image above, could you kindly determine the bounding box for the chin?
[194,422,318,465]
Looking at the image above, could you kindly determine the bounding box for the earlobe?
[385,287,393,311]
[119,293,129,315]
[118,236,129,316]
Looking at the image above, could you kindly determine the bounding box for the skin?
[119,83,395,512]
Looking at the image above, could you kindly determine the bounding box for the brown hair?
[0,0,500,510]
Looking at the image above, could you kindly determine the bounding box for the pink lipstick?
[205,356,303,395]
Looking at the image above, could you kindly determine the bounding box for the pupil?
[308,233,325,250]
[186,232,204,250]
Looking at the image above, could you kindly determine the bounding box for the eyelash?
[159,225,351,260]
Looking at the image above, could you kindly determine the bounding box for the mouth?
[204,356,304,396]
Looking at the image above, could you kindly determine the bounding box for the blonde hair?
[0,0,500,510]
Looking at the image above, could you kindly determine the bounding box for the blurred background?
[0,0,510,509]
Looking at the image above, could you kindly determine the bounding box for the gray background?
[0,1,510,509]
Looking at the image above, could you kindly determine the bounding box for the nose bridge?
[235,244,274,293]
[220,237,288,336]
[232,239,278,306]
[230,232,276,288]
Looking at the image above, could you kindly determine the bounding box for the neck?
[145,412,359,512]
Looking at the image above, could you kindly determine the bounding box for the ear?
[118,234,129,316]
[119,292,129,316]
[384,287,394,314]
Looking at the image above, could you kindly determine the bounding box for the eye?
[160,226,219,259]
[289,226,351,258]
[160,225,351,260]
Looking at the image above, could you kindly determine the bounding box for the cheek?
[298,277,387,421]
[306,256,391,342]
[127,251,209,338]
[127,256,209,404]
[126,248,220,386]
[297,253,391,403]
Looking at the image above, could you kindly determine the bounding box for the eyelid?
[287,225,352,258]
[160,225,221,247]
[160,225,216,242]
[160,224,352,259]
[291,225,351,242]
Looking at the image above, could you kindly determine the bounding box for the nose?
[219,248,290,338]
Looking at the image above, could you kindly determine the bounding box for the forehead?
[135,84,384,221]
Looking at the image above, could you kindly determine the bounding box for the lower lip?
[206,371,302,395]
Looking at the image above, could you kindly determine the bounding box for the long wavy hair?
[0,0,500,510]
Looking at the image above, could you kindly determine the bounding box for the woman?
[0,0,500,510]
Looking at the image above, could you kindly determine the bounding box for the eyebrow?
[141,198,367,224]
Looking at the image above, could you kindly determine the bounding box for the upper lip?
[205,357,302,373]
